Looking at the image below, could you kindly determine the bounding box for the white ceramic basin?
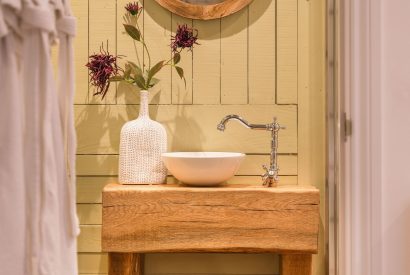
[162,152,245,186]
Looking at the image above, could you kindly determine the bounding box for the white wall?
[381,1,410,274]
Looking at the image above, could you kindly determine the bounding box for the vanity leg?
[280,254,312,275]
[108,252,144,275]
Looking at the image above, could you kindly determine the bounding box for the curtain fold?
[0,3,26,275]
[0,0,78,274]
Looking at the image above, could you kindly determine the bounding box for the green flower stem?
[164,51,182,66]
[142,40,151,70]
[133,40,142,69]
[135,21,151,70]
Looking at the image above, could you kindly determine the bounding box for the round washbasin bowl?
[162,152,245,186]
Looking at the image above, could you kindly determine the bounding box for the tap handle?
[261,165,270,184]
[263,177,272,186]
[262,165,275,177]
[261,165,268,179]
[262,164,269,173]
[271,117,286,131]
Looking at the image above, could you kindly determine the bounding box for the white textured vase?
[119,90,167,184]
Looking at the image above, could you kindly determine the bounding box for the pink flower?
[85,45,119,99]
[125,2,142,16]
[171,24,199,53]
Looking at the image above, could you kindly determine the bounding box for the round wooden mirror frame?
[154,0,254,20]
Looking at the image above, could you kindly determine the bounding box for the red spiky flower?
[125,2,142,16]
[171,24,199,53]
[85,44,119,99]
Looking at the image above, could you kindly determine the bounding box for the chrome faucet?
[217,115,285,187]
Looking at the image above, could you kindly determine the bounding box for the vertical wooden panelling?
[297,0,310,185]
[75,105,297,155]
[75,0,326,274]
[192,19,221,104]
[248,0,276,104]
[297,0,326,275]
[88,0,117,104]
[78,253,108,274]
[171,15,193,104]
[78,225,101,252]
[72,0,89,104]
[77,177,117,203]
[77,204,102,225]
[75,155,297,177]
[116,0,144,104]
[221,8,248,104]
[298,0,326,188]
[277,0,298,104]
[143,1,172,104]
[311,0,326,273]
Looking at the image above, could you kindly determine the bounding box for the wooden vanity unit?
[102,184,320,275]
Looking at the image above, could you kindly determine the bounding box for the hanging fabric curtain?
[0,0,78,274]
[0,1,26,274]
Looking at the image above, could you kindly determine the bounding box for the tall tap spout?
[217,114,285,187]
[217,114,267,131]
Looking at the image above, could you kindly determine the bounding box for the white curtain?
[0,0,78,274]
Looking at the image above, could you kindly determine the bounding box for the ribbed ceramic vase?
[119,90,167,184]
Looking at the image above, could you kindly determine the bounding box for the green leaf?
[148,77,160,88]
[125,78,134,84]
[173,53,181,65]
[175,66,184,79]
[123,64,131,79]
[127,61,143,76]
[108,76,124,82]
[175,66,186,87]
[147,60,165,85]
[123,24,140,41]
[134,74,147,90]
[126,61,146,88]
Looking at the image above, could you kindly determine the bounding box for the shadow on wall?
[75,94,205,167]
[117,80,165,105]
[75,105,126,176]
[167,89,204,151]
[161,105,205,152]
[143,0,272,39]
[117,81,205,152]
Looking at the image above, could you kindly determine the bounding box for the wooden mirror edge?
[154,0,254,20]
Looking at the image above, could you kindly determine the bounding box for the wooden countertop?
[102,183,320,254]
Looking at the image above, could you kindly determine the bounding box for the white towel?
[0,0,78,274]
[0,3,26,275]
